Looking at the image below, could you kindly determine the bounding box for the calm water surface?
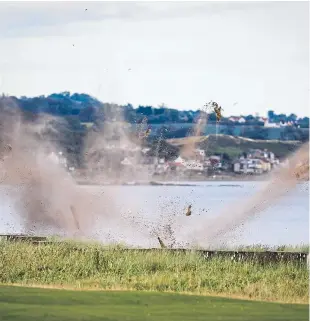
[0,181,308,247]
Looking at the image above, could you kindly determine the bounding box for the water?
[0,181,308,247]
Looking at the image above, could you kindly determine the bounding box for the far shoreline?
[74,174,309,186]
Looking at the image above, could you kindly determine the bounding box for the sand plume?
[0,98,119,237]
[191,141,309,247]
[180,107,209,159]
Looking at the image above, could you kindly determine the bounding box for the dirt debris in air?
[0,97,182,247]
[157,236,166,248]
[185,205,192,216]
[0,98,136,240]
[0,96,308,249]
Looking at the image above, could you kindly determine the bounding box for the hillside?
[0,94,307,167]
[167,134,302,159]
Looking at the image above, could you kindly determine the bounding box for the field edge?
[1,283,308,305]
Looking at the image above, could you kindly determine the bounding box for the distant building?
[185,161,204,172]
[233,148,278,175]
[172,156,186,165]
[195,149,205,157]
[258,117,268,123]
[233,159,263,174]
[209,155,221,165]
[193,149,206,162]
[47,151,67,168]
[228,116,246,123]
[264,120,280,128]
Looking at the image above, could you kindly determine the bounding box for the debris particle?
[145,128,151,137]
[186,205,192,216]
[157,236,166,248]
[70,205,80,231]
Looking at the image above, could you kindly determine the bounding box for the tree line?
[0,93,308,168]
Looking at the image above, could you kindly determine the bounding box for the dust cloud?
[180,104,209,159]
[0,98,148,241]
[0,97,308,248]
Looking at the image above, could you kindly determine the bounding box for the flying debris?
[0,143,12,161]
[157,236,166,248]
[70,205,80,231]
[295,163,309,181]
[185,205,192,216]
[4,144,12,153]
[139,127,151,139]
[213,105,223,122]
[145,128,151,137]
[204,101,224,122]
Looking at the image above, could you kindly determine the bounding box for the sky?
[0,1,308,117]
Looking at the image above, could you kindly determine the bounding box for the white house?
[264,120,280,128]
[228,116,246,123]
[185,161,204,171]
[233,159,264,174]
[173,156,186,165]
[195,149,205,157]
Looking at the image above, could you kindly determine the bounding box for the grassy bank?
[0,286,308,321]
[0,242,308,304]
[167,134,301,159]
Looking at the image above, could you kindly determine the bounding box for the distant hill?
[0,93,308,166]
[2,92,309,127]
[1,92,307,142]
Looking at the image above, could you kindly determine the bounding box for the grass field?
[0,241,308,304]
[0,286,308,321]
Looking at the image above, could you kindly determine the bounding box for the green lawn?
[0,286,308,321]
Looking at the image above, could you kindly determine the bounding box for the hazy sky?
[0,1,308,117]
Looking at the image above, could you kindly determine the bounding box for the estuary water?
[0,181,308,248]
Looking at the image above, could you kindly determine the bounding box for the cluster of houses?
[232,149,280,175]
[49,143,281,179]
[153,148,280,177]
[228,116,301,128]
[153,149,222,176]
[263,119,301,128]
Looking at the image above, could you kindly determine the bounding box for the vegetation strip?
[0,236,308,264]
[0,242,308,304]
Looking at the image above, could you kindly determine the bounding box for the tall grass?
[0,241,308,303]
[191,243,309,253]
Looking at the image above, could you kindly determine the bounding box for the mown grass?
[0,241,308,304]
[0,286,308,321]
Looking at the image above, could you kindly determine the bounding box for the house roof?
[173,156,185,164]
